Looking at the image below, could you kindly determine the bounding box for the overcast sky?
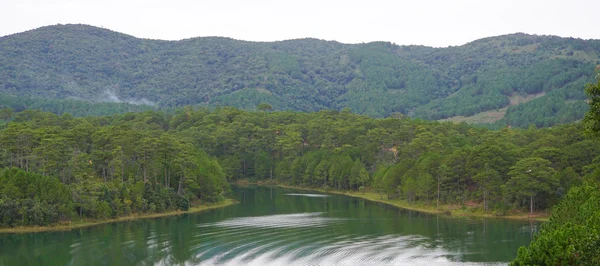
[1,0,598,47]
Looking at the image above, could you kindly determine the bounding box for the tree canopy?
[2,105,598,229]
[0,110,228,227]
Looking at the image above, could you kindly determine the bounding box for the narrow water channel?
[0,186,537,265]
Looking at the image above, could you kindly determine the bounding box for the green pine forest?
[1,24,599,128]
[1,90,600,230]
[2,24,600,263]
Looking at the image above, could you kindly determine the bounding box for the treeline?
[1,24,599,127]
[141,106,598,215]
[0,110,228,227]
[1,104,599,227]
[0,92,157,118]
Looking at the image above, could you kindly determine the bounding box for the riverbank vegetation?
[2,97,597,230]
[278,184,549,221]
[0,110,229,228]
[0,198,235,234]
[511,183,600,265]
[178,105,595,217]
[1,79,599,233]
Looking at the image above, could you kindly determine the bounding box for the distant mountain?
[1,24,598,127]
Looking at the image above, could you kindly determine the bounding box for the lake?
[0,186,537,265]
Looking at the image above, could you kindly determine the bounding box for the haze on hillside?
[1,0,599,47]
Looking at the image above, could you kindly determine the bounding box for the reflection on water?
[201,212,344,229]
[0,186,536,266]
[194,212,504,266]
[285,193,331,198]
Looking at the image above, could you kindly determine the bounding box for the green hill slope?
[1,24,599,127]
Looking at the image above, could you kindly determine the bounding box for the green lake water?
[0,186,538,265]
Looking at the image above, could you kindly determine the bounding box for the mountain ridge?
[1,24,598,127]
[5,24,598,47]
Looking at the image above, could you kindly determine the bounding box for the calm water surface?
[0,186,538,265]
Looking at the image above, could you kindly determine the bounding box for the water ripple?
[193,233,505,266]
[190,213,504,266]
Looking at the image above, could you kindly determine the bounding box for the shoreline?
[0,199,237,234]
[276,184,549,222]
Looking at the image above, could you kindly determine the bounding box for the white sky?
[0,0,598,47]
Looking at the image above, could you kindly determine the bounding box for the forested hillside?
[1,24,599,127]
[2,102,599,227]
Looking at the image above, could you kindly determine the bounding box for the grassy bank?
[232,179,277,186]
[0,199,237,234]
[278,184,549,222]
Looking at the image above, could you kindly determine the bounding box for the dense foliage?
[1,102,599,228]
[584,76,600,136]
[0,105,600,230]
[1,25,599,127]
[0,110,228,227]
[510,77,600,264]
[0,168,72,226]
[76,106,599,217]
[510,184,600,265]
[3,24,600,263]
